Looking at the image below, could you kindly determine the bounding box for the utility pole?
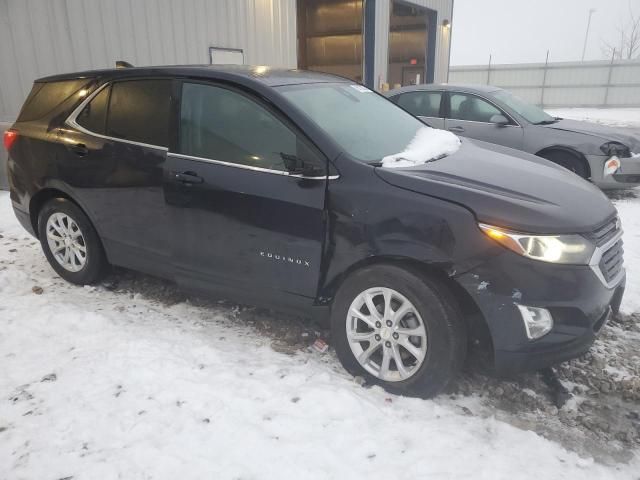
[581,8,596,61]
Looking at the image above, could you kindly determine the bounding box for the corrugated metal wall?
[449,60,640,108]
[0,0,297,121]
[374,0,453,88]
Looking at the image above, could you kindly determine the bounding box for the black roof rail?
[115,60,134,69]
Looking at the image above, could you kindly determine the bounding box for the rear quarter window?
[17,80,88,122]
[106,80,171,147]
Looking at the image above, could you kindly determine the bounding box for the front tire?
[331,264,466,398]
[38,198,108,285]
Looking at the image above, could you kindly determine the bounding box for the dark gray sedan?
[385,84,640,189]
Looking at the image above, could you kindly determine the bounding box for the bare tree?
[601,3,640,60]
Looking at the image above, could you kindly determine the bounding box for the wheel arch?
[535,145,592,178]
[321,256,494,363]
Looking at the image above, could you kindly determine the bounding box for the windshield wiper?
[534,119,559,125]
[368,153,448,167]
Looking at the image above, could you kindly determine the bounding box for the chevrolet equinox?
[5,65,626,397]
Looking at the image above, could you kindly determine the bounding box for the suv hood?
[542,119,640,151]
[375,139,616,234]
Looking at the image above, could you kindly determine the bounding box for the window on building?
[179,82,323,173]
[76,85,110,134]
[106,80,172,147]
[449,93,503,123]
[396,91,443,118]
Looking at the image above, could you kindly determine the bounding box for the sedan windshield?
[492,90,556,124]
[278,83,426,162]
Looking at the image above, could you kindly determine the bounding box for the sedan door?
[164,81,328,308]
[394,90,445,129]
[445,92,524,149]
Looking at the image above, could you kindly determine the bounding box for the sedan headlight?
[600,141,631,158]
[479,223,595,264]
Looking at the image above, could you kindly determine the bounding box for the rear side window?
[17,80,87,122]
[76,86,110,134]
[396,91,443,118]
[178,82,322,172]
[106,80,171,147]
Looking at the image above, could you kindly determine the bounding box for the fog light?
[517,305,553,340]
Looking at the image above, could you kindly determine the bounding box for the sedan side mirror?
[490,114,509,126]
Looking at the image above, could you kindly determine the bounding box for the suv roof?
[36,65,348,88]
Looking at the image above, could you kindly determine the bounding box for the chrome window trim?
[588,228,625,289]
[67,82,339,180]
[65,81,169,152]
[167,152,339,180]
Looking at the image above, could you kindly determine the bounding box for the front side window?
[106,80,171,147]
[178,82,323,173]
[279,83,425,162]
[492,90,554,124]
[396,91,443,118]
[449,93,503,123]
[76,85,110,134]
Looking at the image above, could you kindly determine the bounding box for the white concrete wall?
[0,0,297,121]
[374,0,453,88]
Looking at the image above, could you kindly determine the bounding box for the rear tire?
[539,150,589,179]
[38,198,108,285]
[331,264,467,398]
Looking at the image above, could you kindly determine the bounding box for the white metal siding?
[374,0,453,88]
[449,60,640,108]
[0,0,297,121]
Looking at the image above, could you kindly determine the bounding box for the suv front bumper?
[455,251,626,374]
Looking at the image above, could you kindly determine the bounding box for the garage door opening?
[388,0,429,88]
[296,0,364,83]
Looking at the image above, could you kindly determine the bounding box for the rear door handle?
[173,171,204,185]
[67,143,89,156]
[448,126,465,132]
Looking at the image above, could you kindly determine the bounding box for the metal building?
[0,0,453,122]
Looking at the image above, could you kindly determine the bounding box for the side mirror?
[490,114,509,126]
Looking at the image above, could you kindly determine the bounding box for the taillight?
[3,129,18,151]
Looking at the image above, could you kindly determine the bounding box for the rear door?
[444,92,523,148]
[164,81,328,305]
[393,90,445,128]
[66,79,173,273]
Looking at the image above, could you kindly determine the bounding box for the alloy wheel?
[346,287,428,382]
[45,212,87,272]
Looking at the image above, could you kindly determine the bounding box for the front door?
[445,92,523,149]
[164,81,328,306]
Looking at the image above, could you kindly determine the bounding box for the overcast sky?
[450,0,639,65]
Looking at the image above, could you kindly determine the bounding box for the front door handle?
[68,143,89,156]
[173,171,204,185]
[448,126,465,132]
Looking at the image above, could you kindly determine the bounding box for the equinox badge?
[260,251,310,268]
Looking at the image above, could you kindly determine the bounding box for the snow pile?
[381,127,461,168]
[1,192,639,479]
[545,108,640,129]
[616,199,640,313]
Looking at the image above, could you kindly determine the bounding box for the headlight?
[600,141,630,158]
[479,223,595,264]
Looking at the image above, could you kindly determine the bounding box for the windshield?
[278,83,426,162]
[492,90,555,124]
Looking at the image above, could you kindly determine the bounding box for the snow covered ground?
[545,108,640,129]
[1,192,639,479]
